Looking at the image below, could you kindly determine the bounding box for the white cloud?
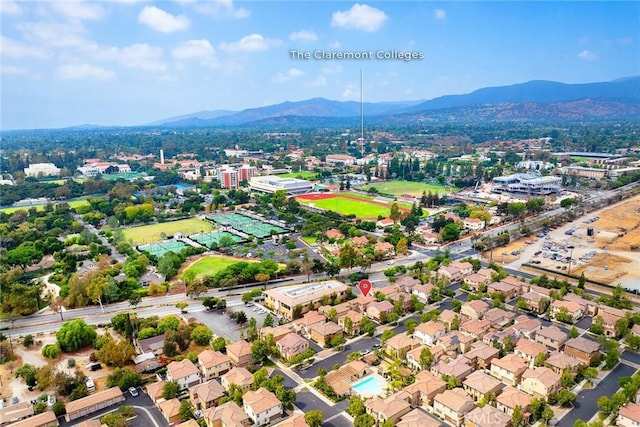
[342,88,357,99]
[273,67,304,82]
[331,4,387,32]
[0,0,24,15]
[328,40,341,48]
[52,0,105,20]
[172,39,215,59]
[433,8,446,20]
[305,75,327,87]
[194,0,249,19]
[138,6,190,33]
[94,43,166,70]
[57,63,115,79]
[17,21,89,48]
[619,36,633,44]
[320,63,343,75]
[1,65,27,75]
[289,30,318,42]
[577,50,598,60]
[0,35,51,58]
[220,33,281,52]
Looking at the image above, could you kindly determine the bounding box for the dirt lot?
[590,196,640,251]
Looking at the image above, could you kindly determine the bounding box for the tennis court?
[190,231,245,248]
[138,240,189,257]
[208,213,289,239]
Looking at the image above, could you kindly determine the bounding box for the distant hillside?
[150,109,236,126]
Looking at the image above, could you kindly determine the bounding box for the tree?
[179,400,194,421]
[304,410,324,427]
[552,389,576,407]
[569,326,579,339]
[96,335,135,367]
[101,413,129,427]
[190,325,213,345]
[56,320,97,352]
[348,395,366,417]
[246,318,258,342]
[390,203,402,223]
[362,317,376,337]
[396,237,408,255]
[338,244,359,270]
[129,294,142,307]
[263,314,274,327]
[441,223,460,242]
[380,330,395,344]
[511,405,526,427]
[186,280,208,299]
[541,407,555,425]
[597,395,612,416]
[255,272,271,290]
[86,275,108,312]
[578,273,586,289]
[354,414,375,427]
[583,367,598,384]
[251,341,268,362]
[534,352,547,367]
[157,316,180,333]
[420,347,434,369]
[163,381,180,399]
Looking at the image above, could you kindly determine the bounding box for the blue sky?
[1,0,638,129]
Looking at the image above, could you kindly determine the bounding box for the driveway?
[557,363,636,427]
[575,317,593,331]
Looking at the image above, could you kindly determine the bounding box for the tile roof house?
[514,339,548,367]
[519,292,548,314]
[460,300,489,320]
[450,261,474,276]
[366,301,394,322]
[439,310,459,331]
[259,324,295,343]
[439,265,465,283]
[464,342,500,370]
[618,402,640,427]
[398,408,442,427]
[513,315,542,340]
[159,398,182,425]
[198,350,231,381]
[407,345,445,372]
[414,321,446,346]
[545,352,584,374]
[550,300,584,323]
[488,281,518,300]
[309,321,343,347]
[496,386,532,418]
[460,319,492,340]
[431,355,474,382]
[272,414,309,427]
[412,283,435,302]
[276,333,310,361]
[490,354,529,386]
[500,276,529,295]
[203,400,251,427]
[464,273,491,291]
[598,306,627,338]
[338,310,364,336]
[404,371,447,406]
[146,381,166,404]
[465,404,511,427]
[6,411,58,427]
[351,236,369,247]
[463,217,485,231]
[564,337,601,363]
[484,308,516,328]
[520,367,562,399]
[189,379,226,410]
[227,340,253,368]
[0,402,33,425]
[325,228,344,240]
[534,326,568,352]
[243,387,283,426]
[221,367,254,391]
[167,359,202,390]
[374,241,395,255]
[365,392,412,426]
[463,370,504,402]
[395,276,422,293]
[293,311,326,336]
[65,387,125,422]
[563,293,598,317]
[385,333,420,359]
[433,389,476,427]
[438,331,474,356]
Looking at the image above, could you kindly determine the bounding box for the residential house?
[365,392,412,426]
[464,405,511,427]
[294,311,326,336]
[490,354,529,386]
[404,371,447,407]
[309,321,343,347]
[464,342,500,370]
[167,359,202,390]
[203,401,251,427]
[496,386,532,418]
[433,389,476,427]
[377,218,395,228]
[159,398,182,425]
[598,306,627,338]
[64,387,125,422]
[463,370,504,402]
[221,367,254,391]
[488,282,518,300]
[227,340,253,368]
[617,402,640,427]
[450,261,474,277]
[535,326,568,352]
[563,293,598,317]
[520,367,561,400]
[146,381,166,404]
[463,217,485,231]
[386,333,420,359]
[396,276,421,293]
[439,265,464,283]
[461,300,489,320]
[325,360,368,397]
[501,276,530,295]
[519,292,548,314]
[513,316,542,340]
[351,236,369,247]
[412,283,435,302]
[6,411,58,427]
[414,321,446,346]
[422,231,441,245]
[0,402,33,425]
[545,352,584,374]
[189,380,226,411]
[407,345,445,371]
[325,228,344,240]
[460,319,492,340]
[366,301,394,322]
[338,310,363,336]
[374,241,395,256]
[550,300,584,323]
[259,324,295,343]
[514,339,548,367]
[564,337,601,364]
[352,294,377,313]
[398,409,442,427]
[438,331,474,355]
[198,350,231,381]
[243,387,283,426]
[276,333,310,360]
[483,327,519,348]
[138,335,165,355]
[431,355,474,382]
[464,273,491,292]
[439,310,459,331]
[272,414,309,427]
[484,308,516,329]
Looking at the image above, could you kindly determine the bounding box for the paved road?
[294,391,348,419]
[622,350,640,365]
[299,335,381,379]
[557,363,636,427]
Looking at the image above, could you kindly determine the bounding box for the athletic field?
[0,199,90,214]
[138,240,189,257]
[277,171,317,180]
[359,180,457,197]
[295,193,410,219]
[123,218,214,244]
[183,255,255,277]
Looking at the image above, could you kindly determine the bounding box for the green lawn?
[277,171,318,180]
[297,195,393,218]
[123,218,214,245]
[301,236,318,245]
[184,256,252,277]
[0,199,90,214]
[359,180,457,196]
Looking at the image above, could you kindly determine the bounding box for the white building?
[517,161,554,171]
[243,387,282,426]
[326,154,357,166]
[166,359,201,390]
[249,175,313,195]
[24,163,60,178]
[492,173,562,195]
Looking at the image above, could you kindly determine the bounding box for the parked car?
[129,387,139,397]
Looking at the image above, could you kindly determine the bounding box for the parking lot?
[188,302,269,342]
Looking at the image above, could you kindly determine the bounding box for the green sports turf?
[277,171,317,179]
[0,199,90,214]
[297,195,393,218]
[358,180,457,196]
[184,256,258,277]
[123,218,214,244]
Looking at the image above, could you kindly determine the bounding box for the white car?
[129,387,139,397]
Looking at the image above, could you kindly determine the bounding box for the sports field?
[123,218,214,244]
[359,180,456,196]
[184,255,259,277]
[296,193,410,219]
[0,199,90,214]
[277,171,317,180]
[138,240,189,257]
[190,230,245,248]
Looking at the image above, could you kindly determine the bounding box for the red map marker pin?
[358,279,372,297]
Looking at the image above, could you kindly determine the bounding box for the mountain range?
[152,76,640,127]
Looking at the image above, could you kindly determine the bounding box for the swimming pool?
[351,375,386,397]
